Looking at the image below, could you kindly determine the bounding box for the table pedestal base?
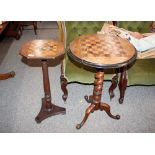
[76,102,120,129]
[0,71,15,80]
[35,98,66,123]
[76,70,120,129]
[35,60,66,123]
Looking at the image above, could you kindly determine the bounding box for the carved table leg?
[35,60,66,123]
[0,71,15,80]
[119,66,127,104]
[60,62,68,102]
[109,73,118,100]
[76,104,95,129]
[100,103,120,119]
[76,70,120,129]
[60,75,68,102]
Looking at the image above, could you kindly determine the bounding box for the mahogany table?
[68,33,136,129]
[20,40,66,123]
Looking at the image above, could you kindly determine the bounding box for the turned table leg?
[0,71,15,80]
[119,66,127,104]
[35,60,66,123]
[76,70,120,129]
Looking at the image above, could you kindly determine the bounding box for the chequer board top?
[20,40,64,59]
[69,34,136,68]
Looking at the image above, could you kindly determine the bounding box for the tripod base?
[76,71,120,129]
[35,98,66,123]
[76,102,120,129]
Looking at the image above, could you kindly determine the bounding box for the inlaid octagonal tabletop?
[68,34,137,68]
[20,40,64,59]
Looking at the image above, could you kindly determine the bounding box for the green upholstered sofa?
[118,21,155,85]
[58,21,155,103]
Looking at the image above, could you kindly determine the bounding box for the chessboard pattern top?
[20,40,64,59]
[69,34,136,68]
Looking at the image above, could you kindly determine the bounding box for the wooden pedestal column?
[35,60,66,123]
[76,70,120,129]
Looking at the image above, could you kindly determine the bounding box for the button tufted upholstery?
[118,21,152,33]
[65,21,104,46]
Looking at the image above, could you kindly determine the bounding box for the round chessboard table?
[68,33,136,129]
[20,40,66,123]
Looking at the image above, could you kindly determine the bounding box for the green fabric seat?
[118,21,155,85]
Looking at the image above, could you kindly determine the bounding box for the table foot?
[0,71,15,80]
[84,95,93,103]
[35,98,66,123]
[76,104,95,129]
[119,98,124,104]
[100,103,120,119]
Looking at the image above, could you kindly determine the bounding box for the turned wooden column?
[76,70,120,129]
[42,60,52,109]
[35,60,66,123]
[92,70,103,109]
